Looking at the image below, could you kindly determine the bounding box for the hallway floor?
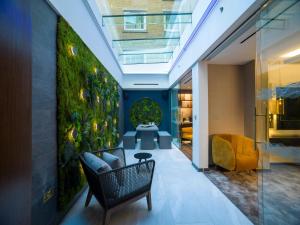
[61,143,253,225]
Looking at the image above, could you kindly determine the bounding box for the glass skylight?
[94,0,198,65]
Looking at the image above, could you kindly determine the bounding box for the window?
[123,10,147,32]
[164,11,180,33]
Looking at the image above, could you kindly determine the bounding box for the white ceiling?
[208,26,256,65]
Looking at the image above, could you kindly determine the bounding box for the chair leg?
[103,210,111,225]
[85,188,93,207]
[146,192,152,211]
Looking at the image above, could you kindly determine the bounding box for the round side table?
[134,153,152,172]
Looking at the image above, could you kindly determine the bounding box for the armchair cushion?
[102,152,124,169]
[83,152,112,173]
[102,152,126,186]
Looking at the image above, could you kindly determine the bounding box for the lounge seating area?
[62,146,253,225]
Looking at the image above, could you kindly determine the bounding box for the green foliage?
[57,18,120,210]
[130,98,162,128]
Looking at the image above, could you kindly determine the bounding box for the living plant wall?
[130,97,162,128]
[57,18,120,209]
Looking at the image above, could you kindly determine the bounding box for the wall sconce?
[93,121,98,132]
[269,99,277,114]
[79,89,85,101]
[269,98,284,115]
[68,45,78,56]
[277,98,284,115]
[68,128,75,142]
[79,164,84,176]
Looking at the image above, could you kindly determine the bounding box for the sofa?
[212,134,258,171]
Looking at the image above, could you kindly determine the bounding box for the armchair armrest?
[242,136,258,159]
[99,160,155,207]
[212,136,236,170]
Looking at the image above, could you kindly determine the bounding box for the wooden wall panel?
[0,0,32,224]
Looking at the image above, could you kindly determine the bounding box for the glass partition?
[256,0,300,224]
[171,83,181,148]
[170,74,193,159]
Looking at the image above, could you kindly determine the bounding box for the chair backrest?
[79,154,107,208]
[216,134,232,143]
[214,134,256,155]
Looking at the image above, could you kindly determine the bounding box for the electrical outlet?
[43,188,55,204]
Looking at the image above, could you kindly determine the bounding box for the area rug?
[205,164,300,225]
[204,168,259,225]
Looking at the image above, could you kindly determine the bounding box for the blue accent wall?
[123,90,170,133]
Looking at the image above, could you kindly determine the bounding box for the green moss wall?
[57,18,120,209]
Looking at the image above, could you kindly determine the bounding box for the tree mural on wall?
[57,18,120,209]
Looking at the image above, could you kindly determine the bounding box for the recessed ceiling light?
[281,48,300,58]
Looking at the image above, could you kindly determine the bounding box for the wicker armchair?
[79,147,155,225]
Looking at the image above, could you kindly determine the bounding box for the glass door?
[256,1,300,224]
[170,83,181,148]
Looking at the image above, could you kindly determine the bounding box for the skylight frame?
[87,0,217,73]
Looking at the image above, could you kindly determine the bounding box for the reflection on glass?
[256,0,300,224]
[170,74,193,159]
[171,84,181,148]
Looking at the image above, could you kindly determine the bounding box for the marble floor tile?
[60,144,253,225]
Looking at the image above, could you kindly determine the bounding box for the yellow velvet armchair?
[212,134,258,171]
[181,127,193,141]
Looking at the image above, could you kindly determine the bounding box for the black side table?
[134,153,152,172]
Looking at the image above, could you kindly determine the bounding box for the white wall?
[47,0,123,86]
[169,0,261,87]
[192,62,209,169]
[122,74,169,90]
[208,64,245,135]
[122,63,171,75]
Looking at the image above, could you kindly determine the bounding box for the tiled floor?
[61,142,253,225]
